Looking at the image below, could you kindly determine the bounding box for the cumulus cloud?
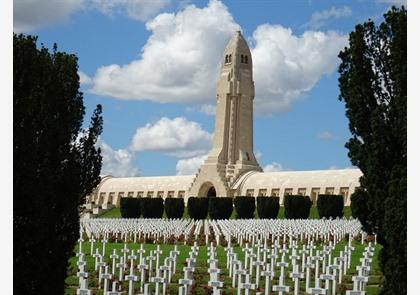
[130,117,212,157]
[98,139,140,177]
[90,0,170,21]
[14,0,171,33]
[263,162,284,172]
[176,154,207,175]
[302,6,352,30]
[14,0,84,33]
[90,0,240,102]
[78,71,93,85]
[89,0,347,114]
[251,24,347,113]
[317,131,335,140]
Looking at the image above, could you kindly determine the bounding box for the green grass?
[98,206,353,220]
[66,238,382,294]
[97,207,121,218]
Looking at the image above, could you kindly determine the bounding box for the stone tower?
[188,31,262,197]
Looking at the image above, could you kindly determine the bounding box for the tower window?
[244,55,248,64]
[241,54,244,63]
[225,55,229,64]
[228,54,232,63]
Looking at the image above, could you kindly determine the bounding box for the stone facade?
[87,31,362,207]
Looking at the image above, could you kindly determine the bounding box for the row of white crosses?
[221,234,375,295]
[178,242,199,295]
[80,218,373,247]
[81,218,197,244]
[346,242,375,295]
[76,236,186,295]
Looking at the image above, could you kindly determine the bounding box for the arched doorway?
[198,182,217,198]
[207,186,216,198]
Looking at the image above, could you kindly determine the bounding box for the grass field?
[65,238,382,294]
[97,206,353,220]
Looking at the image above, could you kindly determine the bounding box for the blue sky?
[13,0,406,177]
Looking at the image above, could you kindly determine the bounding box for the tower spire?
[188,31,261,197]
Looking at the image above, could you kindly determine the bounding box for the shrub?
[164,198,185,219]
[317,194,344,219]
[120,198,142,218]
[257,197,280,219]
[208,197,233,219]
[234,196,255,219]
[187,197,208,220]
[350,188,369,223]
[284,195,312,219]
[141,197,164,218]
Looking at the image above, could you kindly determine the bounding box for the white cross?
[320,266,336,293]
[107,281,123,295]
[100,265,112,293]
[137,258,148,293]
[289,264,304,295]
[239,274,256,295]
[261,263,274,295]
[252,260,264,288]
[151,268,167,295]
[116,256,127,281]
[110,249,119,275]
[303,256,314,291]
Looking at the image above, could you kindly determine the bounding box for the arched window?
[228,54,232,63]
[244,55,248,64]
[241,54,244,63]
[225,55,229,64]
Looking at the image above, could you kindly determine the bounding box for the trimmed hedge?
[257,196,280,219]
[164,198,185,219]
[317,194,344,219]
[187,197,208,220]
[284,195,312,219]
[120,197,142,218]
[141,197,164,218]
[208,197,233,219]
[234,196,255,219]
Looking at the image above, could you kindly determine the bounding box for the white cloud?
[90,0,240,103]
[130,117,212,157]
[199,104,217,116]
[14,0,171,33]
[98,139,140,177]
[302,6,352,30]
[176,154,207,175]
[14,0,84,33]
[90,0,347,115]
[263,162,284,172]
[185,104,216,116]
[90,0,170,21]
[251,24,348,113]
[317,131,335,140]
[255,151,263,161]
[78,71,93,85]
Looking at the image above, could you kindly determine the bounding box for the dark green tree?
[14,34,103,294]
[338,7,406,294]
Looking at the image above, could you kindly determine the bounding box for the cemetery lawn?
[97,206,353,219]
[65,239,382,294]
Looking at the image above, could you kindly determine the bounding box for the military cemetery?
[13,1,406,294]
[66,218,380,294]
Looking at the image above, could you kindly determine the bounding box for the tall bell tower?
[188,31,261,197]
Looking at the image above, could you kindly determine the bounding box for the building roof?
[234,169,362,192]
[97,175,195,193]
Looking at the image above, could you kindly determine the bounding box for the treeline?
[119,195,345,219]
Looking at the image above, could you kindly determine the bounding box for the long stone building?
[88,31,362,207]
